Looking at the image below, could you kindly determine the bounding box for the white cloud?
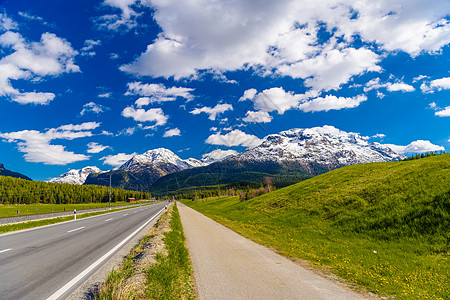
[119,0,450,94]
[421,77,450,93]
[250,87,302,114]
[98,92,111,98]
[387,83,415,92]
[87,142,110,153]
[117,127,137,136]
[80,102,109,116]
[387,140,445,154]
[376,91,385,99]
[365,78,415,93]
[242,111,273,123]
[163,128,181,137]
[100,152,137,167]
[121,106,168,126]
[0,122,99,165]
[0,21,79,105]
[202,149,238,161]
[0,13,18,31]
[278,46,381,92]
[371,133,386,139]
[298,95,367,112]
[435,106,450,117]
[81,39,101,56]
[239,88,258,102]
[126,82,195,103]
[95,0,140,31]
[206,129,261,148]
[413,75,429,83]
[190,103,233,120]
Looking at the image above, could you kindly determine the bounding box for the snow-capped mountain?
[232,125,405,166]
[118,148,207,172]
[49,166,104,185]
[151,126,406,192]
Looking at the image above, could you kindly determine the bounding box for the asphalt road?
[0,202,167,300]
[178,203,367,300]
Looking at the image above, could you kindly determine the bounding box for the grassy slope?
[183,154,450,299]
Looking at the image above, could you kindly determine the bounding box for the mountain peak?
[234,125,405,167]
[48,166,103,185]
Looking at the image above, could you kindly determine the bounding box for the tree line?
[0,176,149,205]
[403,151,446,161]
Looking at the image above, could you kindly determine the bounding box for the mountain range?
[48,126,405,191]
[0,163,32,180]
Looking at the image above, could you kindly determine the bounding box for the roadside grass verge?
[182,155,450,299]
[0,202,138,218]
[97,203,196,300]
[0,205,148,234]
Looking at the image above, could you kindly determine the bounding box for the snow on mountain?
[232,125,405,166]
[118,148,208,171]
[48,166,104,185]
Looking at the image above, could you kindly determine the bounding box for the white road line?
[46,207,165,300]
[105,218,113,222]
[0,248,12,254]
[67,227,85,233]
[123,214,128,216]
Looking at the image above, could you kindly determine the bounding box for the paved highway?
[0,202,167,300]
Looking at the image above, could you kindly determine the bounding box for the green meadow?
[0,201,135,218]
[183,154,450,299]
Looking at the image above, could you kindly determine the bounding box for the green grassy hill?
[183,154,450,299]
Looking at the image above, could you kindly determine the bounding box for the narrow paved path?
[178,203,366,300]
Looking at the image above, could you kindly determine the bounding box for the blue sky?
[0,0,449,181]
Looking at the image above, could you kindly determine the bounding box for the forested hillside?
[0,176,148,205]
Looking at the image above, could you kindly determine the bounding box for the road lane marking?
[0,248,11,254]
[105,218,113,222]
[123,213,128,216]
[67,227,85,233]
[47,207,165,300]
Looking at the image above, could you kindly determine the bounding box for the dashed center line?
[67,227,85,233]
[123,213,129,216]
[0,248,12,254]
[105,218,113,222]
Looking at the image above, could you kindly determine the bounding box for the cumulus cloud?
[87,142,110,153]
[278,46,381,92]
[249,87,302,114]
[206,129,262,148]
[100,152,137,167]
[191,103,233,120]
[242,111,273,123]
[364,78,415,93]
[163,128,181,137]
[126,82,195,103]
[298,95,367,112]
[421,77,450,93]
[435,106,450,117]
[0,122,100,165]
[202,149,238,161]
[120,0,450,91]
[386,83,415,92]
[0,18,79,105]
[80,102,109,116]
[121,106,168,126]
[387,140,445,154]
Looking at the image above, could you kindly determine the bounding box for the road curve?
[0,202,167,300]
[178,203,367,300]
